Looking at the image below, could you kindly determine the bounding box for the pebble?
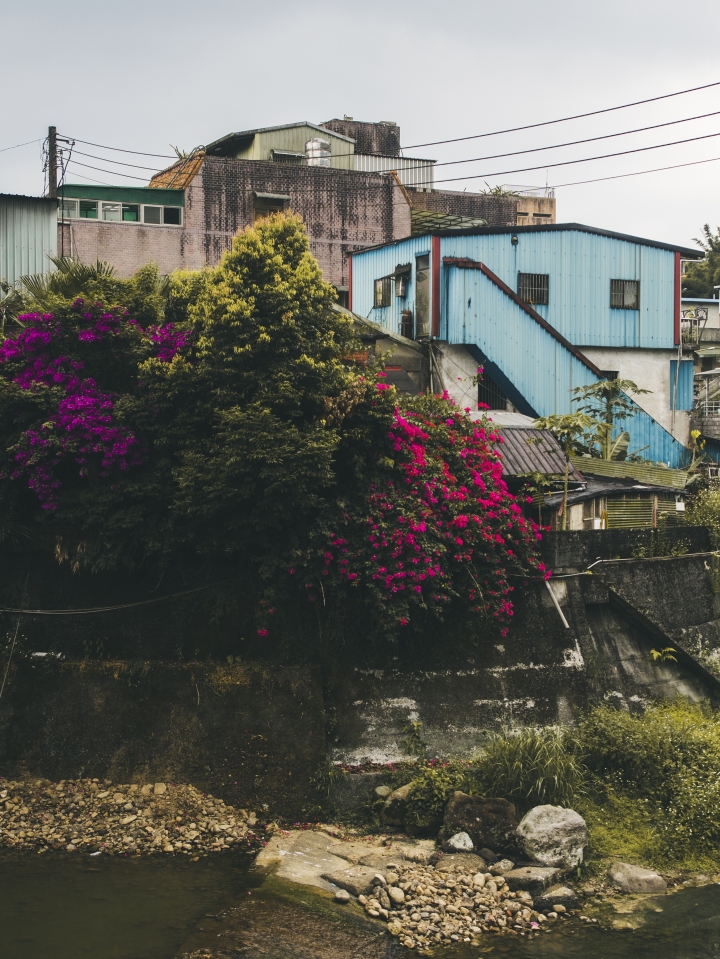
[359,860,546,951]
[335,889,351,903]
[0,777,267,857]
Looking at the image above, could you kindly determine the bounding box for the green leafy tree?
[572,378,651,460]
[683,225,720,299]
[533,412,595,529]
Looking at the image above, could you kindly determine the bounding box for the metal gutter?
[443,257,604,378]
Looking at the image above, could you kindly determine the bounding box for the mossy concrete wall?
[0,661,325,819]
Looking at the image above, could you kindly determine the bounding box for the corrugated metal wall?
[350,229,689,466]
[0,195,58,288]
[438,231,676,349]
[353,155,435,188]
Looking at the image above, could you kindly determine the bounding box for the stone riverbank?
[0,777,266,856]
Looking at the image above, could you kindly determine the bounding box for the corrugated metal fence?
[0,194,58,289]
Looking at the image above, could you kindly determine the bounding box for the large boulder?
[381,784,412,826]
[516,805,587,869]
[442,792,519,852]
[607,862,667,894]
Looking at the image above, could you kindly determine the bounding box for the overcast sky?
[2,0,719,250]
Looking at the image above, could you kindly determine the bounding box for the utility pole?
[47,125,57,198]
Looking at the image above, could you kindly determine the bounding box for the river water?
[2,852,720,959]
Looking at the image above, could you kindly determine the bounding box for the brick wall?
[407,188,518,226]
[57,159,411,287]
[321,119,401,156]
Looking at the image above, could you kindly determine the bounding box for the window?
[101,202,122,221]
[374,276,392,308]
[59,199,78,219]
[58,199,182,225]
[610,279,640,310]
[415,254,430,338]
[253,192,290,223]
[478,371,508,410]
[518,272,549,305]
[600,370,619,381]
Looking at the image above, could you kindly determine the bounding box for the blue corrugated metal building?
[349,224,702,467]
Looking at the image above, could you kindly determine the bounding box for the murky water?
[1,852,720,959]
[0,852,252,959]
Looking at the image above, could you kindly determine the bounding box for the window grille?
[518,272,549,305]
[610,279,640,310]
[478,371,507,410]
[374,276,392,308]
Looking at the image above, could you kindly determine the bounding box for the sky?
[2,0,720,250]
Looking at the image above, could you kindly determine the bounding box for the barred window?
[374,276,392,308]
[610,279,640,310]
[518,272,549,305]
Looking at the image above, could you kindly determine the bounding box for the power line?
[61,135,177,159]
[400,79,720,152]
[72,149,162,172]
[431,128,720,186]
[551,152,720,188]
[66,159,150,181]
[0,581,226,616]
[0,137,43,155]
[430,108,720,171]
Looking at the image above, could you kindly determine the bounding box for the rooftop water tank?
[305,138,331,167]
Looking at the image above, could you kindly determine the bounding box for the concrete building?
[55,119,550,294]
[348,223,703,467]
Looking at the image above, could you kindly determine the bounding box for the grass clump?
[404,762,472,833]
[475,727,585,813]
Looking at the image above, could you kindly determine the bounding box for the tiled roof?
[149,152,204,190]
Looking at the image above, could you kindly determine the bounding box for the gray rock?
[516,805,588,869]
[489,858,515,875]
[381,784,412,826]
[375,785,392,799]
[503,866,563,895]
[478,847,498,863]
[434,852,487,874]
[607,862,667,894]
[321,864,379,897]
[441,831,474,853]
[334,888,351,903]
[388,885,405,904]
[535,885,579,911]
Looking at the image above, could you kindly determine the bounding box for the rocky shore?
[0,777,265,856]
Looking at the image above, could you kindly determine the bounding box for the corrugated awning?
[497,427,582,479]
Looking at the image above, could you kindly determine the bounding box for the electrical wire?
[0,581,227,616]
[66,159,151,181]
[429,108,720,171]
[0,137,43,155]
[71,149,162,172]
[550,153,720,188]
[430,128,720,186]
[59,136,176,159]
[396,78,720,153]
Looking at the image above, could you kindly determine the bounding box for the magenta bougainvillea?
[0,300,190,509]
[317,389,547,634]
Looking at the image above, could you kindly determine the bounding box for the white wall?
[579,346,690,444]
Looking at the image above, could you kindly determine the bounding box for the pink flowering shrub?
[0,299,190,509]
[320,391,547,634]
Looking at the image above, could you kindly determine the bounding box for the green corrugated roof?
[59,184,184,207]
[570,455,688,489]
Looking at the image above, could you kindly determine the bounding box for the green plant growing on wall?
[401,720,428,758]
[649,647,678,663]
[686,488,720,549]
[572,379,651,461]
[533,412,595,529]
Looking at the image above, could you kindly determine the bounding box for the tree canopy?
[0,215,544,641]
[682,225,720,299]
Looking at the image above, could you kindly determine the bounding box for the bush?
[404,763,472,834]
[685,485,720,548]
[475,728,585,812]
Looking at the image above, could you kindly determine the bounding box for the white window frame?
[57,199,183,227]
